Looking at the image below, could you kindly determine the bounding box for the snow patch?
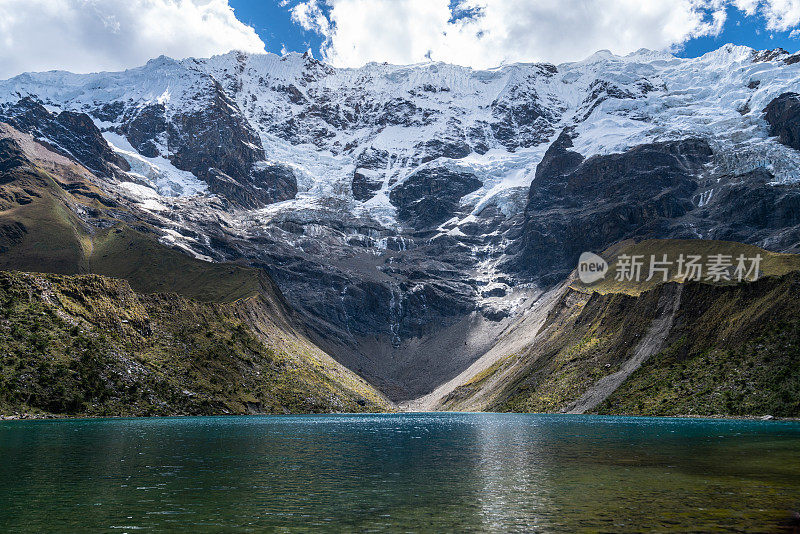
[103,132,208,197]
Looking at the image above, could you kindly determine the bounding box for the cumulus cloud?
[0,0,266,80]
[3,0,800,80]
[734,0,800,30]
[286,0,728,68]
[285,0,800,68]
[290,0,331,37]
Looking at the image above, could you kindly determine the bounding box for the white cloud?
[3,0,799,80]
[292,0,729,68]
[0,0,266,80]
[287,0,800,68]
[290,0,331,37]
[735,0,800,30]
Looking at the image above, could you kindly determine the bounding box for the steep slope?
[0,124,390,416]
[598,275,800,416]
[0,271,389,416]
[0,123,258,299]
[2,45,800,401]
[434,239,800,417]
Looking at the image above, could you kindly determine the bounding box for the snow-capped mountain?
[2,44,800,399]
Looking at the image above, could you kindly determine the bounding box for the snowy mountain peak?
[2,45,800,394]
[2,44,799,226]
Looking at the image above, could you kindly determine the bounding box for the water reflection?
[1,413,799,532]
[474,414,556,531]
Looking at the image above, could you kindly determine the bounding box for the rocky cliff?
[2,45,800,404]
[427,240,800,417]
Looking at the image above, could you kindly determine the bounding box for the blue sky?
[4,0,800,79]
[230,1,327,57]
[678,5,800,58]
[230,0,800,64]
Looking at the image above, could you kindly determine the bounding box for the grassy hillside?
[0,125,391,417]
[440,239,800,417]
[0,132,261,302]
[440,284,665,412]
[89,225,262,302]
[0,141,90,274]
[0,271,390,416]
[598,273,800,416]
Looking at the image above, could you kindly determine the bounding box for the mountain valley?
[2,44,800,416]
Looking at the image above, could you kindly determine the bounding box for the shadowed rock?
[764,92,800,150]
[514,135,712,282]
[390,167,482,229]
[0,98,129,178]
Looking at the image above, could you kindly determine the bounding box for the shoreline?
[2,411,798,422]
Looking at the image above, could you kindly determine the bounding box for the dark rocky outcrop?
[352,147,389,201]
[0,137,28,174]
[514,135,712,282]
[764,92,800,150]
[490,96,554,151]
[250,163,298,204]
[389,167,482,228]
[0,98,129,177]
[416,138,471,163]
[95,82,296,209]
[122,103,167,158]
[696,168,800,247]
[489,71,560,151]
[512,130,800,284]
[352,170,383,201]
[167,82,272,208]
[578,78,655,120]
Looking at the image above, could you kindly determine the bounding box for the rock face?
[251,164,299,205]
[699,168,800,247]
[0,137,27,174]
[764,92,800,150]
[352,147,390,201]
[512,129,800,283]
[109,81,296,209]
[167,82,278,208]
[514,134,713,282]
[389,167,482,229]
[0,98,129,178]
[3,45,800,401]
[121,103,167,158]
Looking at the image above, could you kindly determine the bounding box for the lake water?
[1,413,799,532]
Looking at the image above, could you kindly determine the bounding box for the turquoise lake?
[1,413,799,532]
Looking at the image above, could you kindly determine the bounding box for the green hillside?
[0,271,389,416]
[0,127,390,417]
[441,239,800,417]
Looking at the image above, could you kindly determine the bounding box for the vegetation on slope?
[0,271,389,416]
[441,239,800,417]
[0,125,390,417]
[441,285,665,412]
[0,131,262,302]
[598,273,800,416]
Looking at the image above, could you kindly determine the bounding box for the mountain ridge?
[0,125,390,416]
[2,44,800,405]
